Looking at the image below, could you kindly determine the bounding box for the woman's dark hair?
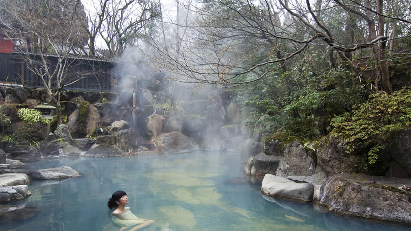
[108,190,127,210]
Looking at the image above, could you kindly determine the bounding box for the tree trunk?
[377,0,392,94]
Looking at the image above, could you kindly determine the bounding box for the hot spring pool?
[2,151,411,231]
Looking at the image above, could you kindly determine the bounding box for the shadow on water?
[2,151,411,231]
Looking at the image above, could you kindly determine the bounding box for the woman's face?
[117,195,128,206]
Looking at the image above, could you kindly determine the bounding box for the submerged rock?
[28,166,81,180]
[261,174,314,202]
[318,174,411,223]
[0,206,39,222]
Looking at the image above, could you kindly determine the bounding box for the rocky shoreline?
[244,137,411,224]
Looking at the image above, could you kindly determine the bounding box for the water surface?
[2,151,411,231]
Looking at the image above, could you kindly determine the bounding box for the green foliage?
[154,100,184,114]
[331,87,411,165]
[18,108,49,125]
[79,101,90,125]
[238,57,367,141]
[14,122,47,143]
[0,134,15,142]
[50,114,68,132]
[0,106,12,132]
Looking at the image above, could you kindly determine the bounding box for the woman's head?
[108,190,127,210]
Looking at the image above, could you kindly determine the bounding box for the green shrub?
[331,87,411,165]
[18,108,49,125]
[14,122,47,143]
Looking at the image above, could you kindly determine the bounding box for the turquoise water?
[2,151,411,231]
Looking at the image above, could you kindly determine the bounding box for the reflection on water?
[1,151,411,231]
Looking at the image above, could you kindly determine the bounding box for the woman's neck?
[116,204,126,212]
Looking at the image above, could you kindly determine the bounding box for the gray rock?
[388,129,411,177]
[263,139,284,156]
[182,116,206,134]
[276,141,316,177]
[261,174,314,202]
[39,140,67,156]
[86,104,101,136]
[317,135,366,175]
[71,138,96,151]
[115,129,138,152]
[244,153,283,176]
[0,173,30,187]
[226,101,240,124]
[54,124,73,142]
[241,139,261,162]
[0,185,31,202]
[154,131,199,153]
[68,108,80,136]
[0,149,5,164]
[318,174,411,223]
[83,144,124,157]
[95,135,116,145]
[6,145,41,162]
[146,114,164,141]
[163,111,183,133]
[110,120,129,132]
[28,166,80,180]
[0,206,39,222]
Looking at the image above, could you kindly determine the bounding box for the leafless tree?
[82,0,161,59]
[145,0,411,92]
[0,0,90,125]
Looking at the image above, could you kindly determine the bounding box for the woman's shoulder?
[111,207,130,215]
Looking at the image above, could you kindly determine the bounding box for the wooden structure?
[0,52,114,92]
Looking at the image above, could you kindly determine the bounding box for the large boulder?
[244,153,283,176]
[154,131,199,153]
[68,108,80,136]
[146,114,164,141]
[6,145,41,162]
[182,116,206,135]
[318,174,411,223]
[226,101,240,124]
[0,173,30,187]
[163,111,183,133]
[316,135,366,175]
[0,149,5,164]
[83,144,124,157]
[110,120,129,133]
[263,139,284,156]
[276,141,317,177]
[0,185,31,202]
[86,104,101,136]
[115,129,138,152]
[28,166,81,180]
[54,124,73,142]
[241,139,261,162]
[261,174,314,202]
[71,138,96,151]
[388,129,411,177]
[39,140,83,158]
